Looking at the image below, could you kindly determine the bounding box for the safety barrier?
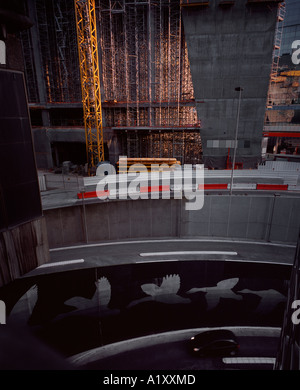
[77,182,289,199]
[198,183,228,190]
[78,190,109,199]
[256,184,288,191]
[140,185,170,193]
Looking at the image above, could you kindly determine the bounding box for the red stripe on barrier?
[140,185,170,193]
[77,183,289,199]
[198,184,228,190]
[97,190,110,197]
[263,132,300,138]
[256,184,288,191]
[77,190,110,199]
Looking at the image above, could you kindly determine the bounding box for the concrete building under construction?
[19,0,283,171]
[22,0,201,169]
[3,0,300,372]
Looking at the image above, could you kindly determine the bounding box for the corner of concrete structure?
[182,0,279,168]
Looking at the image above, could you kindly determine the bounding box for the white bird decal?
[128,274,191,308]
[65,277,116,315]
[8,284,38,325]
[237,288,286,315]
[186,278,242,310]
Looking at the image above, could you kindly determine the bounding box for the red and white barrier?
[78,182,290,199]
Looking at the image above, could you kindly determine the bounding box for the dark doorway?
[51,142,110,167]
[51,142,87,167]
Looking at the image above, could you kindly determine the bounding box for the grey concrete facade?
[44,193,300,248]
[182,0,280,168]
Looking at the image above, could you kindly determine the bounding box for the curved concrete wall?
[3,259,291,357]
[44,194,300,248]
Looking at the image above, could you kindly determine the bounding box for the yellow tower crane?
[74,0,105,175]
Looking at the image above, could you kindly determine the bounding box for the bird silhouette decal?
[127,274,191,308]
[186,278,242,310]
[65,277,117,316]
[8,284,38,325]
[237,288,286,315]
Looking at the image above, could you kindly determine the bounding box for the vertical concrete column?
[27,0,53,168]
[27,0,48,110]
[182,0,279,169]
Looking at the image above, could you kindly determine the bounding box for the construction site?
[21,0,201,172]
[1,0,300,373]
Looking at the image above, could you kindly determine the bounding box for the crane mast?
[74,0,104,175]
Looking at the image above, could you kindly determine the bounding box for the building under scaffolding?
[21,0,202,169]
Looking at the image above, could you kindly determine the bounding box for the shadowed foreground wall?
[0,218,50,287]
[0,69,49,287]
[1,259,291,358]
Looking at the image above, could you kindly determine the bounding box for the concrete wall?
[32,129,53,169]
[44,194,300,248]
[182,0,279,168]
[0,217,50,287]
[4,259,290,357]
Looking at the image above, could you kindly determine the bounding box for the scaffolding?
[26,0,81,103]
[97,0,202,163]
[20,0,202,165]
[266,1,286,108]
[53,1,71,101]
[19,28,39,103]
[98,0,197,126]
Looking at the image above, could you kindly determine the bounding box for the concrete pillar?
[27,0,48,109]
[182,0,279,169]
[32,129,53,169]
[27,0,54,168]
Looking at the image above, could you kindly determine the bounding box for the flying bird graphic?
[186,278,242,310]
[237,288,286,315]
[65,277,116,316]
[128,274,191,308]
[8,284,38,325]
